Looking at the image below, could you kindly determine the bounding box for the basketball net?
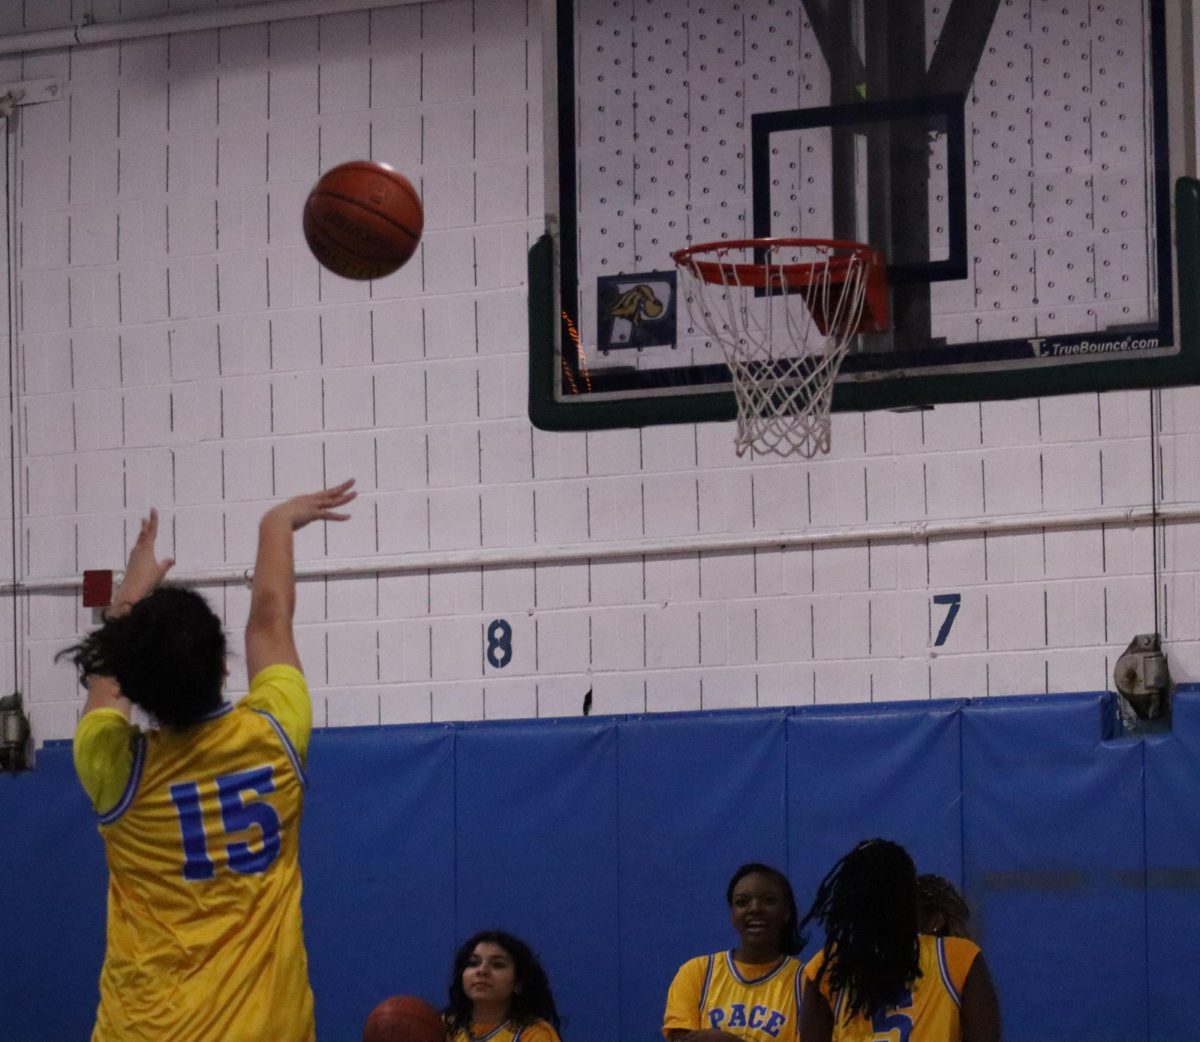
[673,238,887,459]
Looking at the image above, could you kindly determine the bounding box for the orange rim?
[671,237,884,289]
[672,237,890,335]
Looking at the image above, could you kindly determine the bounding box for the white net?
[674,239,878,458]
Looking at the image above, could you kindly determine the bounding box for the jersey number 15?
[169,765,282,880]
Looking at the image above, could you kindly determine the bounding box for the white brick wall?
[3,1,1197,746]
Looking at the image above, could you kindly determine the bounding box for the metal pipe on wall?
[0,0,423,57]
[6,501,1197,595]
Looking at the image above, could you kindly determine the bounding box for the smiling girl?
[662,863,806,1042]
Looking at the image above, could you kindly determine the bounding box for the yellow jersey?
[449,1019,561,1042]
[805,934,979,1042]
[663,951,804,1041]
[74,665,315,1042]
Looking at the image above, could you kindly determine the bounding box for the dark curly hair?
[58,585,227,729]
[726,862,803,956]
[444,930,562,1038]
[798,839,921,1022]
[916,873,971,937]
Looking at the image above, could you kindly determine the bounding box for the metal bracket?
[0,78,63,117]
[1113,633,1172,720]
[0,691,31,771]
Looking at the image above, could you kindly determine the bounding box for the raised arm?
[82,509,175,718]
[245,479,355,682]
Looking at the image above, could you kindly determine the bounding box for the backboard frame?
[530,0,1200,433]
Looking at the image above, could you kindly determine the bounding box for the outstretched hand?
[115,508,175,606]
[246,480,356,678]
[269,479,357,530]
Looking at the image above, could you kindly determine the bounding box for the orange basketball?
[362,995,445,1042]
[303,160,424,280]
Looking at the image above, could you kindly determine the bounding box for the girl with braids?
[444,930,564,1042]
[663,863,806,1042]
[797,840,1001,1042]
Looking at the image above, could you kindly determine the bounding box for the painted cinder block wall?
[0,0,1196,746]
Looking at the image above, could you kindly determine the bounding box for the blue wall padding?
[786,700,965,936]
[0,749,107,1040]
[301,724,458,1040]
[453,719,621,1042]
[616,712,789,1040]
[961,695,1148,1042]
[1143,689,1200,1042]
[4,689,1200,1042]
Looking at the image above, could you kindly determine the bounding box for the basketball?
[303,160,424,280]
[362,995,445,1042]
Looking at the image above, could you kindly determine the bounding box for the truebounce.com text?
[1029,336,1160,356]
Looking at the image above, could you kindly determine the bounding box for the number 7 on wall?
[932,593,962,647]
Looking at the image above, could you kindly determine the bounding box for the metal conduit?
[0,0,423,57]
[7,502,1199,595]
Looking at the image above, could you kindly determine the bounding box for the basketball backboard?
[530,0,1200,432]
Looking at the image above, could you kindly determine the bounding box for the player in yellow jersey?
[916,873,972,940]
[65,480,356,1042]
[797,840,1001,1042]
[443,930,563,1042]
[663,863,806,1042]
